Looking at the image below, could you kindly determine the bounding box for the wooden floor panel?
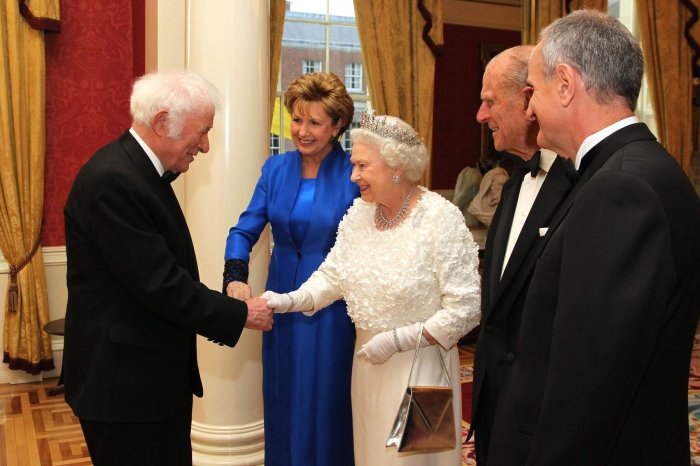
[0,379,90,466]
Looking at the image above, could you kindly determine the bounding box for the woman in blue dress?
[223,72,358,466]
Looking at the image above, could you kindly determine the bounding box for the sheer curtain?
[354,0,443,187]
[1,1,58,374]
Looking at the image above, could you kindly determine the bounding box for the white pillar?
[187,2,270,465]
[145,1,270,464]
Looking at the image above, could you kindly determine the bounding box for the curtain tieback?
[7,237,41,313]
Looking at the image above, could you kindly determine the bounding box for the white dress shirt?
[575,116,639,170]
[129,127,164,177]
[501,149,557,278]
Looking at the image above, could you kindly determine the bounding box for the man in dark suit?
[484,10,700,465]
[63,70,273,465]
[470,45,578,463]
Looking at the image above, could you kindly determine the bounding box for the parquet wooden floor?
[0,378,91,466]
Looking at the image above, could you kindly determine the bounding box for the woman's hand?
[261,289,315,314]
[226,281,252,300]
[356,322,433,364]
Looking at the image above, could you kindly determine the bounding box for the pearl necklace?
[375,187,415,230]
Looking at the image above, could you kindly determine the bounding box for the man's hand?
[244,297,273,331]
[226,281,252,300]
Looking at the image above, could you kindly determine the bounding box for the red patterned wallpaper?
[42,1,136,246]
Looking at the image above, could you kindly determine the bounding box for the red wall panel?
[431,24,520,190]
[42,0,138,246]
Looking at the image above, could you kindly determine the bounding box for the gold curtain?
[0,1,58,374]
[637,1,695,176]
[354,0,443,187]
[522,0,608,44]
[269,0,286,124]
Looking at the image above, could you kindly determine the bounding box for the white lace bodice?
[303,187,481,347]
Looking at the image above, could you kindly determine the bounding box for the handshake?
[226,281,433,365]
[227,281,315,333]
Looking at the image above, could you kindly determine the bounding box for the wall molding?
[0,246,67,274]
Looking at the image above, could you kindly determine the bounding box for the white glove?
[262,289,315,314]
[356,322,428,364]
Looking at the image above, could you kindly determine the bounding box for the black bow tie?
[162,171,180,183]
[524,150,541,177]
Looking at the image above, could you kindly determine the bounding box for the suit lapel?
[497,157,575,295]
[490,124,657,319]
[118,132,199,278]
[485,171,524,309]
[302,144,350,252]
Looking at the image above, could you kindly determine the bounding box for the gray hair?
[539,9,644,111]
[350,116,428,182]
[487,45,534,98]
[130,69,221,138]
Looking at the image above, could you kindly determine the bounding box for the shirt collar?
[129,127,164,177]
[575,116,639,170]
[539,148,557,173]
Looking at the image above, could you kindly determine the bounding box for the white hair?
[130,69,221,137]
[350,116,428,182]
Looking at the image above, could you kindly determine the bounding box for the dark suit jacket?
[63,131,248,423]
[486,123,700,465]
[471,155,577,447]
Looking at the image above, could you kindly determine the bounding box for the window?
[344,63,363,92]
[271,0,370,155]
[343,121,361,154]
[303,60,322,74]
[270,133,280,156]
[608,0,656,136]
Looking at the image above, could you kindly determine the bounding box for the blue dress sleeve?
[224,164,271,263]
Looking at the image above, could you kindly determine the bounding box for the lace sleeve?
[423,202,481,348]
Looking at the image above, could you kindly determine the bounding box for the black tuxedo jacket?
[471,155,577,445]
[63,131,248,423]
[486,123,700,465]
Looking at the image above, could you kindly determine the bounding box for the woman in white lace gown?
[263,114,481,465]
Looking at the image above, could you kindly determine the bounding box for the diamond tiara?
[358,112,423,147]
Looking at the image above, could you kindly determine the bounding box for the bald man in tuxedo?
[469,45,578,464]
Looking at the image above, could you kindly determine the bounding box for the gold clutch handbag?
[386,324,456,453]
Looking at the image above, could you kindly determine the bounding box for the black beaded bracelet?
[222,258,249,293]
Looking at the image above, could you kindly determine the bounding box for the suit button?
[505,353,516,363]
[486,324,495,333]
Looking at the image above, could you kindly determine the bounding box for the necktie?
[162,171,180,183]
[524,150,541,177]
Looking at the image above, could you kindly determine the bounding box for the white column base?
[191,419,264,466]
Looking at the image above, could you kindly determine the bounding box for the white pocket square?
[539,227,549,237]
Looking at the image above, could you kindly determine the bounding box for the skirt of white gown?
[351,328,462,466]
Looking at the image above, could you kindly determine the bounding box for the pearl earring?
[392,174,401,184]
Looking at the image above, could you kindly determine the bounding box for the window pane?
[303,59,322,74]
[282,21,326,92]
[329,0,356,18]
[277,1,370,154]
[270,133,280,155]
[330,24,363,92]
